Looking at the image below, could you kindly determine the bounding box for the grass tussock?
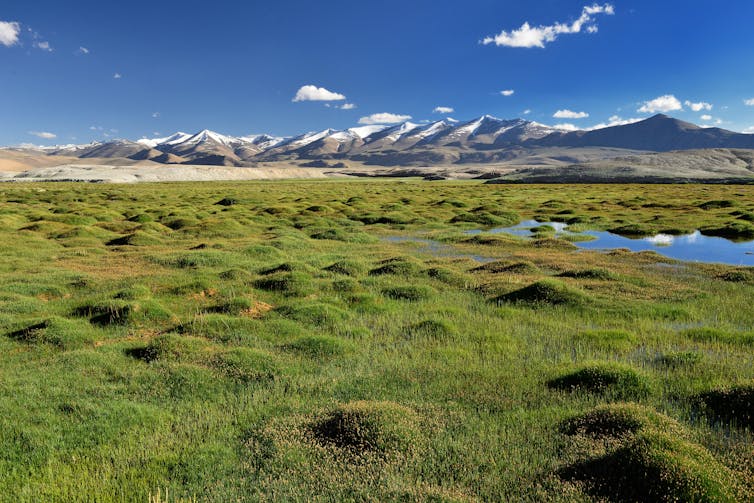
[495,279,589,306]
[547,363,650,398]
[312,401,423,455]
[694,384,754,430]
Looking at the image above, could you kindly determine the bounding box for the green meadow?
[0,180,753,502]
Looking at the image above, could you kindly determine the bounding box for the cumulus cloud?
[340,103,356,110]
[553,123,579,131]
[588,115,643,130]
[685,100,712,112]
[522,109,532,115]
[29,131,57,139]
[292,85,346,102]
[700,114,712,121]
[745,98,754,106]
[482,3,614,48]
[152,112,160,118]
[743,126,754,134]
[433,106,454,114]
[446,117,459,123]
[77,46,89,55]
[637,94,682,113]
[113,73,122,79]
[358,113,412,125]
[34,40,52,51]
[0,21,21,47]
[500,89,515,96]
[553,109,589,119]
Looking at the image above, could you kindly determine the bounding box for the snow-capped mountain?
[19,114,754,167]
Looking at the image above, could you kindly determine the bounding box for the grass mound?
[5,317,96,350]
[286,335,354,358]
[128,334,210,363]
[382,285,435,301]
[558,268,618,281]
[276,303,350,327]
[252,272,314,297]
[560,403,680,439]
[701,222,754,241]
[369,259,422,277]
[560,431,741,502]
[309,228,375,243]
[406,319,457,340]
[106,231,163,246]
[495,280,588,306]
[72,300,174,326]
[312,401,422,455]
[547,363,650,398]
[323,260,365,277]
[472,261,540,275]
[716,269,752,282]
[695,384,754,430]
[425,267,469,287]
[212,348,278,382]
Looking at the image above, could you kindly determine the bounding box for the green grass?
[0,181,752,501]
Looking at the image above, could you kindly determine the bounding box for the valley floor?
[0,181,752,501]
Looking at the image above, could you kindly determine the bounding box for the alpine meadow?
[1,1,754,502]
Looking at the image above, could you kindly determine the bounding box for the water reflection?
[471,221,754,266]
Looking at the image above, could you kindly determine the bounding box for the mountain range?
[7,114,754,168]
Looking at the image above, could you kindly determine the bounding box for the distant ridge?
[7,114,754,167]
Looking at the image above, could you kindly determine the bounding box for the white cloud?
[745,98,754,106]
[700,114,712,121]
[684,100,712,112]
[0,21,21,47]
[588,115,643,130]
[522,109,532,115]
[433,106,454,114]
[340,103,356,110]
[152,112,160,118]
[34,40,52,51]
[637,94,682,113]
[500,89,515,96]
[743,126,754,134]
[113,73,122,79]
[29,131,56,139]
[553,123,579,131]
[482,3,614,48]
[358,113,412,125]
[77,46,89,55]
[292,84,346,102]
[553,109,589,119]
[446,117,459,123]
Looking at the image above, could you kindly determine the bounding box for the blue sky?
[2,0,754,145]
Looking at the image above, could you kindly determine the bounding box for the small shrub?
[547,363,650,398]
[312,401,422,455]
